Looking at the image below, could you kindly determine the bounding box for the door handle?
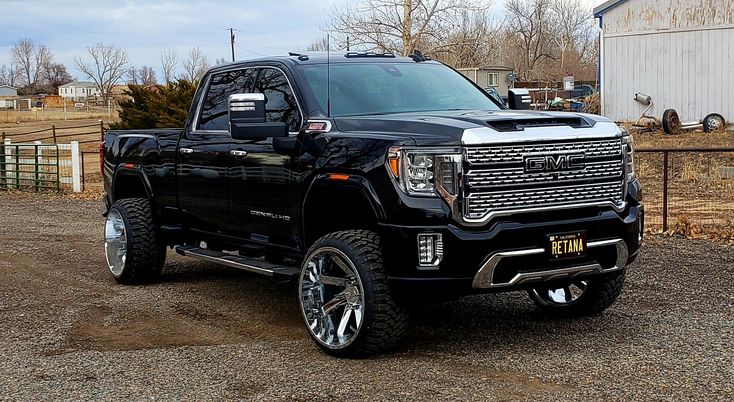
[179,148,194,154]
[230,150,248,157]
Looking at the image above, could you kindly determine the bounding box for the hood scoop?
[486,116,592,132]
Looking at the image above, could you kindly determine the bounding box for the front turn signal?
[387,147,401,179]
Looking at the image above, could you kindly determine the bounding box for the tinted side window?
[198,69,255,130]
[255,68,301,132]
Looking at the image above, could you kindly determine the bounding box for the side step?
[175,245,301,282]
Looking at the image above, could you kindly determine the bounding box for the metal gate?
[0,142,66,191]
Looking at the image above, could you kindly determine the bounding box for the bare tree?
[126,66,140,85]
[307,36,330,51]
[74,43,129,102]
[10,38,53,92]
[549,0,593,75]
[329,0,489,56]
[214,57,229,66]
[137,66,157,85]
[160,49,178,84]
[182,47,210,83]
[44,62,73,92]
[504,0,554,80]
[127,65,158,86]
[0,64,20,86]
[434,8,502,68]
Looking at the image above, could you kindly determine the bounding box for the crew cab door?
[228,66,303,249]
[177,68,255,233]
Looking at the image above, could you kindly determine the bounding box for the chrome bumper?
[472,238,629,289]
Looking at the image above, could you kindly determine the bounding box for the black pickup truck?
[102,52,643,357]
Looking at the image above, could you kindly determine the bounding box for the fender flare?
[111,164,154,202]
[301,173,386,239]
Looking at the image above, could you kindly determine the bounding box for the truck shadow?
[152,257,644,357]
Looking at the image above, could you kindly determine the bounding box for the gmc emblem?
[524,153,586,172]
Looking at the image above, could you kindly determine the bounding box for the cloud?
[0,0,342,79]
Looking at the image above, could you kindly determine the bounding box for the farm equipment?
[662,108,727,135]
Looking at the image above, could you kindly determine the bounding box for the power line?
[235,44,267,57]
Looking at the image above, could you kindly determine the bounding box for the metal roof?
[593,0,628,17]
[59,81,97,88]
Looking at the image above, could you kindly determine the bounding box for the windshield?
[299,62,502,117]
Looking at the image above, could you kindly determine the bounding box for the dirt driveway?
[0,193,732,401]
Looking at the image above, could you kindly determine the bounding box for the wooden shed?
[456,66,515,97]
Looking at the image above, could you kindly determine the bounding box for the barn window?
[487,72,499,87]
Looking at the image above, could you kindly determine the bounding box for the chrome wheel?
[104,209,127,277]
[299,247,365,349]
[703,113,726,133]
[530,280,588,306]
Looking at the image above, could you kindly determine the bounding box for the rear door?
[228,66,303,249]
[177,68,255,233]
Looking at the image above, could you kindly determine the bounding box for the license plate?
[548,231,587,259]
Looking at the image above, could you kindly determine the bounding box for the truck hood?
[333,110,622,146]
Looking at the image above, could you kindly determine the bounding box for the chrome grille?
[465,182,624,219]
[462,138,626,221]
[465,138,622,165]
[466,160,623,188]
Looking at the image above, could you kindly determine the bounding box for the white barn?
[595,0,734,124]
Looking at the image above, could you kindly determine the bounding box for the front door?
[229,66,303,249]
[177,68,255,233]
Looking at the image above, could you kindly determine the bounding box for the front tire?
[527,270,626,316]
[104,198,165,284]
[298,230,408,357]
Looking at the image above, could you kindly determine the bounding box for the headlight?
[621,130,635,182]
[387,147,462,197]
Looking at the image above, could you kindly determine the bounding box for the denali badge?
[524,153,585,172]
[251,210,291,221]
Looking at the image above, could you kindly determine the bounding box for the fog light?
[417,233,443,268]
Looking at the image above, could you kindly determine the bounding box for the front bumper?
[378,203,643,294]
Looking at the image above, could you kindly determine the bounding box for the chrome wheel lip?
[530,280,588,306]
[298,246,366,350]
[104,209,127,277]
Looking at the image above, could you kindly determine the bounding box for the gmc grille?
[462,138,626,221]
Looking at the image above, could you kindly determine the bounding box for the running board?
[175,245,300,282]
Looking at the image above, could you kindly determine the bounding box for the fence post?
[34,141,42,191]
[4,139,17,189]
[99,119,104,141]
[71,141,81,193]
[0,134,5,186]
[81,151,86,192]
[662,151,669,232]
[52,124,57,143]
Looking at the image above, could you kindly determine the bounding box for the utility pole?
[229,28,236,62]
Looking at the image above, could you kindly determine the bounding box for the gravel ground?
[0,192,732,401]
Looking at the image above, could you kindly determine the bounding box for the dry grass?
[626,123,734,149]
[633,127,734,239]
[0,107,118,125]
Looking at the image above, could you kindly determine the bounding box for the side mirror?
[228,93,288,139]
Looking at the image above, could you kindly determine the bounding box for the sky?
[0,0,604,82]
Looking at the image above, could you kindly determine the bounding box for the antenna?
[326,34,331,117]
